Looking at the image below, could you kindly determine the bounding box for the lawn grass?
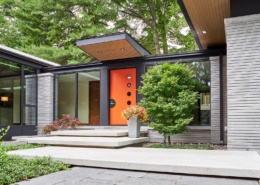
[0,143,69,185]
[143,143,214,150]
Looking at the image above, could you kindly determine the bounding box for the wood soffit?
[77,33,150,62]
[182,0,230,49]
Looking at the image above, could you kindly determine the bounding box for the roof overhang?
[178,0,230,50]
[178,0,260,50]
[77,32,150,61]
[0,45,60,68]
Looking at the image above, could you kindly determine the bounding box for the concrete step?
[50,130,129,137]
[50,129,148,137]
[8,146,260,179]
[76,126,151,131]
[16,136,149,148]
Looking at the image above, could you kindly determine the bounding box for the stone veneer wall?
[225,14,260,151]
[25,74,37,125]
[210,56,225,144]
[37,73,54,134]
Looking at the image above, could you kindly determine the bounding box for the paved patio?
[14,167,259,185]
[8,146,260,179]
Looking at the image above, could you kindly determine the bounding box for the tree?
[2,0,118,64]
[113,0,196,54]
[138,63,198,145]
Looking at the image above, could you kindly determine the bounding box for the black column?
[100,66,109,126]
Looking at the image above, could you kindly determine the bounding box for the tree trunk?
[147,2,161,54]
[163,136,166,145]
[161,24,168,54]
[151,23,161,54]
[168,136,171,145]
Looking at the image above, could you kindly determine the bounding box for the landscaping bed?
[0,143,69,185]
[143,143,227,150]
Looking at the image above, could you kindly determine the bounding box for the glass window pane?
[24,69,37,125]
[0,59,21,125]
[78,71,100,124]
[189,60,211,125]
[57,73,76,118]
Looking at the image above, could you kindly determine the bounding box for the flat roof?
[77,32,151,61]
[0,45,60,68]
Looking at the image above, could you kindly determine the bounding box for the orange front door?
[110,68,136,125]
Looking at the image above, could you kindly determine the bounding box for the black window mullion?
[20,65,25,125]
[75,73,78,118]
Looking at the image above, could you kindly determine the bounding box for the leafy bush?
[139,63,198,145]
[0,144,69,185]
[0,126,10,141]
[42,114,81,135]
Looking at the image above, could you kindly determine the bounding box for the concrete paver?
[8,146,260,178]
[15,136,149,148]
[14,167,259,185]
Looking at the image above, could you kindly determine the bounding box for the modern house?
[0,0,259,152]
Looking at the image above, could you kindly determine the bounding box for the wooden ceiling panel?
[79,40,141,61]
[77,32,150,62]
[183,0,230,49]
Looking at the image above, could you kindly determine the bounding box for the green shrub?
[0,144,69,185]
[139,63,198,145]
[0,126,10,141]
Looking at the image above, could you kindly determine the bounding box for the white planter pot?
[127,116,140,138]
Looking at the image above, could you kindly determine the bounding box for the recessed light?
[202,30,207,34]
[121,48,125,51]
[98,51,102,54]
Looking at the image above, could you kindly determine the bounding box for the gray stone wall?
[37,73,54,135]
[210,56,223,144]
[25,74,37,125]
[225,14,260,151]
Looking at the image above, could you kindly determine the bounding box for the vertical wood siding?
[225,14,260,151]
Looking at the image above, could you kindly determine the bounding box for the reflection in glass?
[0,59,21,125]
[188,61,211,125]
[78,71,100,124]
[57,73,76,118]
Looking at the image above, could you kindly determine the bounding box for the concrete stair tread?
[50,129,148,137]
[8,146,260,178]
[17,136,149,148]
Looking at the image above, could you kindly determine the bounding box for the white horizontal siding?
[225,14,260,152]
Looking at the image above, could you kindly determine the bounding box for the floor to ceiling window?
[56,70,100,125]
[145,60,211,126]
[189,60,211,125]
[0,58,37,126]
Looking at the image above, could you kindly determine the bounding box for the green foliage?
[144,143,214,150]
[113,0,197,54]
[1,0,196,64]
[0,144,68,185]
[139,63,198,145]
[19,45,91,65]
[0,126,10,141]
[4,144,46,152]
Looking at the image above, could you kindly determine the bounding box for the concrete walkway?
[8,146,260,179]
[14,167,259,185]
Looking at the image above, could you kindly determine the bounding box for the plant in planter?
[42,114,81,135]
[121,105,148,138]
